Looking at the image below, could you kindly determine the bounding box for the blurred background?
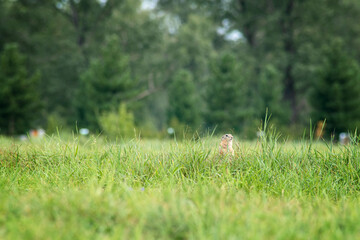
[0,0,360,140]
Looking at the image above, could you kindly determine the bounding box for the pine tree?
[310,42,360,136]
[78,35,136,130]
[205,53,246,132]
[0,43,40,135]
[167,69,201,128]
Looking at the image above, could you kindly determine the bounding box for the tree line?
[1,0,360,138]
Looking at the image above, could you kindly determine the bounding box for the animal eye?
[225,134,228,137]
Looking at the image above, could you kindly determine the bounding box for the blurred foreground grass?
[1,135,360,239]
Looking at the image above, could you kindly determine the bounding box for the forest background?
[1,0,360,139]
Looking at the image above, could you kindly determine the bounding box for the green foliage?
[98,104,135,139]
[0,43,40,135]
[1,0,360,138]
[205,53,247,132]
[310,42,360,136]
[2,0,85,125]
[258,64,290,124]
[157,0,210,23]
[168,70,201,128]
[167,15,216,86]
[46,114,67,135]
[78,35,136,130]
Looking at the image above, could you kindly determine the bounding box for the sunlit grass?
[1,133,360,239]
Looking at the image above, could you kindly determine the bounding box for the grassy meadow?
[1,132,360,239]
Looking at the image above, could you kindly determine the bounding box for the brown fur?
[219,134,234,156]
[315,120,325,140]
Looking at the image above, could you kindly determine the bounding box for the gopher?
[219,134,234,156]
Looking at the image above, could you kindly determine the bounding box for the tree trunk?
[283,64,297,122]
[280,0,297,123]
[238,0,257,48]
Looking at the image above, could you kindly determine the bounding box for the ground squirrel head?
[221,134,233,142]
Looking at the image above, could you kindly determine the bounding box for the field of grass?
[1,132,360,239]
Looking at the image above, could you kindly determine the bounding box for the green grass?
[1,134,360,239]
